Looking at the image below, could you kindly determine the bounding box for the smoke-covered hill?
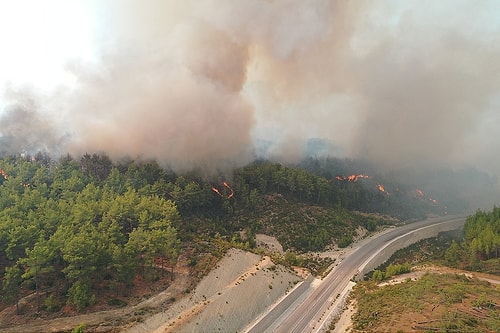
[0,152,495,316]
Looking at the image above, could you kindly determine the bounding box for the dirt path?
[379,265,500,287]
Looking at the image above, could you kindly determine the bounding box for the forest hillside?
[0,152,483,318]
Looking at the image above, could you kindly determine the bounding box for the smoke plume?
[1,0,499,183]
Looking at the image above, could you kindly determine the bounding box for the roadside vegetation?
[350,208,500,332]
[353,273,500,332]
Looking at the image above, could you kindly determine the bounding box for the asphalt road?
[246,215,466,333]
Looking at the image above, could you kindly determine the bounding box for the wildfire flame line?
[0,169,8,180]
[416,189,438,203]
[378,184,390,195]
[335,174,369,182]
[212,182,235,199]
[223,181,234,199]
[211,187,224,197]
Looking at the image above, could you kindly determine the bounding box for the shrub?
[44,294,63,312]
[71,324,85,333]
[108,298,127,307]
[372,270,384,281]
[67,281,95,311]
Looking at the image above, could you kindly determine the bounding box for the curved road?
[246,215,466,333]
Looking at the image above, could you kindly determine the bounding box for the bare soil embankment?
[126,248,301,333]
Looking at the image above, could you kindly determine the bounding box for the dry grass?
[351,270,500,332]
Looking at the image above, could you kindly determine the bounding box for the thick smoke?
[62,1,255,172]
[352,3,500,172]
[1,1,500,184]
[0,86,65,155]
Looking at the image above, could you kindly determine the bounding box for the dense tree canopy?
[0,153,458,312]
[0,154,180,311]
[442,207,500,272]
[463,207,500,260]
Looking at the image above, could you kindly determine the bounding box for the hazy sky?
[0,0,499,176]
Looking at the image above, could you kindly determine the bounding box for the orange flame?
[378,184,390,195]
[336,174,370,182]
[223,181,234,199]
[212,182,235,199]
[0,169,8,180]
[416,189,424,197]
[211,187,224,197]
